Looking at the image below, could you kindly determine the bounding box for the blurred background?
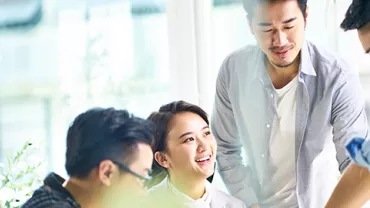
[0,0,369,205]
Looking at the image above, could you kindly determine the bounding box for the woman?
[147,100,246,208]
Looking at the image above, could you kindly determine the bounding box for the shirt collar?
[166,176,211,205]
[43,172,81,208]
[44,172,70,197]
[300,40,316,76]
[255,40,316,83]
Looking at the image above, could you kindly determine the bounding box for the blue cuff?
[346,138,370,170]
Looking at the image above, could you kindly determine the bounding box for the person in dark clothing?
[22,107,154,208]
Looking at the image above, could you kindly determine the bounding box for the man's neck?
[169,174,206,200]
[267,56,300,89]
[63,178,102,208]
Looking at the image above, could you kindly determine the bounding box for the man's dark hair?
[340,0,370,31]
[147,100,210,187]
[65,107,154,178]
[242,0,308,20]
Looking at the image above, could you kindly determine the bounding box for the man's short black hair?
[65,107,154,178]
[341,0,370,31]
[242,0,308,20]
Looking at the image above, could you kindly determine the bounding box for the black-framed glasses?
[111,160,152,187]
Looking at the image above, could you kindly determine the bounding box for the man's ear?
[98,160,116,186]
[154,152,170,169]
[304,4,309,28]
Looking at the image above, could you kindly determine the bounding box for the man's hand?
[249,204,261,208]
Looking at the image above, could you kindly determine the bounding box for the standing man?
[22,108,154,208]
[211,0,369,208]
[325,0,370,207]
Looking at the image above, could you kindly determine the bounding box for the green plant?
[0,140,44,208]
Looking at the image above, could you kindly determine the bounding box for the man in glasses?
[22,107,154,208]
[325,0,370,207]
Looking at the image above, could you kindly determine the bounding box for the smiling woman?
[147,101,213,187]
[146,100,246,208]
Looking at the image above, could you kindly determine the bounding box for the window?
[0,0,171,178]
[0,99,50,171]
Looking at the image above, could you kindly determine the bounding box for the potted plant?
[0,140,43,208]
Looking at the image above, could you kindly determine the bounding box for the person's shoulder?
[22,187,77,208]
[227,44,259,60]
[217,44,260,83]
[221,45,259,68]
[209,186,246,207]
[148,179,174,204]
[147,179,187,208]
[306,41,355,75]
[148,178,169,196]
[306,41,341,62]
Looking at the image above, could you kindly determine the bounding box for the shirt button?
[266,124,270,128]
[261,154,265,158]
[270,94,274,98]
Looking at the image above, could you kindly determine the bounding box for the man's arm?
[327,64,370,207]
[211,58,259,207]
[331,65,369,172]
[325,163,370,208]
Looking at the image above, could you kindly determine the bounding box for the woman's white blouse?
[149,176,246,208]
[167,176,211,208]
